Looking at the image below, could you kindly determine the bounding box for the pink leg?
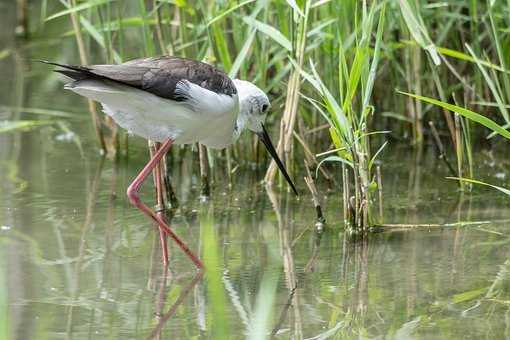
[152,143,169,266]
[157,220,169,265]
[127,139,203,269]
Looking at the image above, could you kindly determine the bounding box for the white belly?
[102,104,236,148]
[67,79,239,148]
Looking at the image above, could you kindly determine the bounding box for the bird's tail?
[38,60,94,81]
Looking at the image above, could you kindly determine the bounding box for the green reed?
[33,0,510,224]
[299,0,386,231]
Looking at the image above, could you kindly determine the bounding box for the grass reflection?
[202,204,229,338]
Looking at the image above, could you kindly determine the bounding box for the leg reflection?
[147,271,204,339]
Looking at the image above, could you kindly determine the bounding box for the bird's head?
[232,79,270,133]
[233,79,298,195]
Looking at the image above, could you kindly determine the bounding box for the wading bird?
[42,56,298,269]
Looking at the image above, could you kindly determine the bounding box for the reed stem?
[69,0,106,153]
[199,143,210,197]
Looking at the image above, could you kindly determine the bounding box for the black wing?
[41,56,237,101]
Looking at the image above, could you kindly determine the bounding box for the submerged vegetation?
[9,0,510,231]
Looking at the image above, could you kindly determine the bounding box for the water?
[4,139,510,340]
[2,6,510,339]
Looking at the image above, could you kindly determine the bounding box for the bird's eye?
[261,104,269,113]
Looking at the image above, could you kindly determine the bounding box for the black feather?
[39,57,237,102]
[54,69,89,81]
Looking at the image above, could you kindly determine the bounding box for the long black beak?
[257,124,298,196]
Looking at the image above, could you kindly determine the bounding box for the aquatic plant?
[8,2,510,338]
[28,0,510,226]
[300,1,386,231]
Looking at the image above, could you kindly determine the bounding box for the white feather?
[232,79,269,134]
[66,79,238,148]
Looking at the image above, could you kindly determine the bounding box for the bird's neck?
[233,97,250,140]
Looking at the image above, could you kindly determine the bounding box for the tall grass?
[33,0,510,226]
[299,1,386,231]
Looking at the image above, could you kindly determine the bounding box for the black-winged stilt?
[42,56,298,269]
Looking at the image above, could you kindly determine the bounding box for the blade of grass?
[465,44,509,123]
[207,0,256,27]
[399,91,510,140]
[229,29,256,79]
[243,17,292,51]
[46,0,115,21]
[362,3,385,112]
[398,0,441,65]
[447,177,510,196]
[285,0,304,17]
[0,120,56,133]
[0,106,85,119]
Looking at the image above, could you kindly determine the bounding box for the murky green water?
[4,129,510,340]
[2,4,510,339]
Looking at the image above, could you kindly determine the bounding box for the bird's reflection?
[148,268,203,340]
[265,185,304,338]
[66,155,105,338]
[146,204,204,339]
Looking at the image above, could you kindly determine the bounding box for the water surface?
[2,7,510,339]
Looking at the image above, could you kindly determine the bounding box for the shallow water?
[2,7,510,340]
[4,127,510,340]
